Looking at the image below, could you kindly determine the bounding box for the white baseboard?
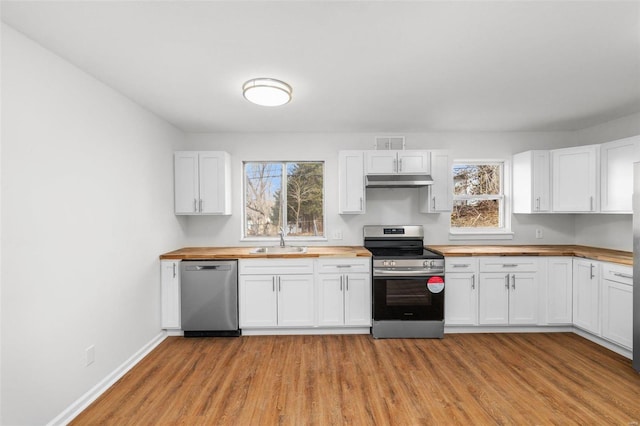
[47,331,168,426]
[241,327,371,336]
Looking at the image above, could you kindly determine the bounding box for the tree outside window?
[451,163,504,230]
[244,161,324,238]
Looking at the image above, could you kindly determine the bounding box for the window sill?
[448,231,514,241]
[242,236,328,243]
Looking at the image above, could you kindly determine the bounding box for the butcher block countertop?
[159,246,372,260]
[427,245,633,266]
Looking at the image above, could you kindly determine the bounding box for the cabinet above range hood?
[365,173,434,188]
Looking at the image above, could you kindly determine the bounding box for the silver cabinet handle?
[340,276,343,291]
[590,196,593,211]
[346,275,349,291]
[613,272,633,279]
[505,274,509,289]
[399,158,403,172]
[193,198,198,212]
[511,274,516,290]
[278,276,281,292]
[360,197,363,210]
[432,197,436,210]
[173,263,176,278]
[590,264,595,279]
[452,264,470,268]
[393,158,398,173]
[535,197,540,211]
[272,276,275,292]
[336,265,352,268]
[502,264,518,268]
[199,199,203,212]
[471,274,475,290]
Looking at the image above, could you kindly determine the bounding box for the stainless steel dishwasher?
[180,260,240,337]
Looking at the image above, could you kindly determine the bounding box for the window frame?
[241,160,327,242]
[449,159,513,240]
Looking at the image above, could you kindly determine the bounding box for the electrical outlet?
[535,229,543,239]
[332,230,343,240]
[86,345,95,366]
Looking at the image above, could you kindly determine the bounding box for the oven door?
[373,275,444,321]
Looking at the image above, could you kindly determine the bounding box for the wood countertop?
[427,245,632,266]
[159,246,372,260]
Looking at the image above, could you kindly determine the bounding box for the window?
[244,161,325,239]
[451,161,511,237]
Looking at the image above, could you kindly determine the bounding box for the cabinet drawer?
[316,258,370,274]
[239,259,314,275]
[601,262,633,286]
[445,257,478,272]
[479,257,538,272]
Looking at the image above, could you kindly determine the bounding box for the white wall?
[572,112,640,251]
[182,131,578,246]
[1,25,185,425]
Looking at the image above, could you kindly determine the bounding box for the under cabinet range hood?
[365,174,434,188]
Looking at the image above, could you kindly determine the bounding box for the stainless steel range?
[364,225,445,339]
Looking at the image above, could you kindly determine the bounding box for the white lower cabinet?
[160,260,181,329]
[239,259,315,328]
[316,258,371,327]
[544,257,573,324]
[444,258,478,325]
[573,258,601,334]
[601,263,633,349]
[478,258,539,325]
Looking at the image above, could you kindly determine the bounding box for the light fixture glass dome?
[242,78,292,107]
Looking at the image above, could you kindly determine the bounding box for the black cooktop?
[365,247,444,259]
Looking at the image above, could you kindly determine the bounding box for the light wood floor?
[71,333,640,425]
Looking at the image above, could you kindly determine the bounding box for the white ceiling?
[2,1,640,133]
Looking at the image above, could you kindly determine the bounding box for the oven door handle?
[373,270,442,277]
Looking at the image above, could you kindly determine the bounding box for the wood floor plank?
[71,333,640,425]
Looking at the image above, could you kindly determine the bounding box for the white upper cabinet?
[600,136,640,213]
[365,150,430,174]
[419,150,452,213]
[174,151,231,215]
[338,151,366,214]
[551,145,599,213]
[513,150,550,213]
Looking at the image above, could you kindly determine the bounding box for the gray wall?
[1,24,185,425]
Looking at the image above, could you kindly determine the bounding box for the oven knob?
[423,260,434,268]
[382,260,389,267]
[390,260,396,267]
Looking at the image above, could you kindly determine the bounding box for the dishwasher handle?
[184,264,233,271]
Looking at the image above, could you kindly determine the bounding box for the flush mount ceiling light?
[242,78,292,107]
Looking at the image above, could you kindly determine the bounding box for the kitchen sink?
[250,246,308,254]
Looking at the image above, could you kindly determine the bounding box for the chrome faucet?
[279,228,286,248]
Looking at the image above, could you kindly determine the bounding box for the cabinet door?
[397,151,430,174]
[444,272,478,325]
[344,273,371,326]
[317,274,345,326]
[419,150,452,213]
[174,152,199,214]
[239,275,278,327]
[365,151,397,174]
[509,272,538,325]
[277,274,315,327]
[479,273,509,325]
[338,151,365,214]
[546,257,573,324]
[552,145,599,212]
[532,151,551,212]
[160,260,181,329]
[199,152,230,215]
[572,259,600,334]
[602,280,633,349]
[600,137,639,213]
